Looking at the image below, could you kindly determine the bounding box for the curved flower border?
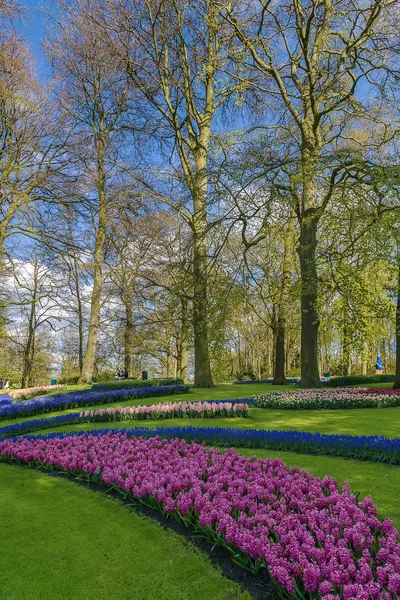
[0,432,399,599]
[254,388,400,410]
[0,385,190,421]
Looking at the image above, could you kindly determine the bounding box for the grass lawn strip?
[0,462,251,600]
[32,403,400,441]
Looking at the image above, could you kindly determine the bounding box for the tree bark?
[72,255,84,374]
[193,239,213,386]
[342,321,351,376]
[298,144,321,388]
[21,308,35,389]
[21,262,38,388]
[273,323,286,384]
[273,211,295,385]
[192,144,214,387]
[80,138,107,384]
[123,290,134,375]
[298,215,320,388]
[166,337,174,378]
[393,257,400,389]
[177,298,189,382]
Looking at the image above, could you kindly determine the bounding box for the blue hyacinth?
[0,385,190,421]
[7,423,400,466]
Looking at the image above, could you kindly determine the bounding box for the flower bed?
[254,388,400,410]
[0,402,250,438]
[9,385,66,401]
[0,394,13,406]
[80,401,249,421]
[1,431,399,599]
[0,385,189,421]
[9,423,400,466]
[359,388,400,395]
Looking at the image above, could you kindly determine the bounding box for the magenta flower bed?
[79,401,249,421]
[1,433,400,599]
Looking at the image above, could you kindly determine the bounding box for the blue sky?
[20,0,48,78]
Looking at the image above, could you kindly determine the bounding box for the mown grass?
[0,462,250,600]
[38,403,400,439]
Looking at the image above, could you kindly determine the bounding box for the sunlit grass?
[0,463,250,600]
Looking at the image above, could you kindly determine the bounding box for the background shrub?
[326,374,395,387]
[92,378,184,390]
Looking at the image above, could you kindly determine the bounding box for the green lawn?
[0,463,249,600]
[36,403,400,439]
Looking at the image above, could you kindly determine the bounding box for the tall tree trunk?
[21,263,38,388]
[21,314,34,389]
[73,255,84,374]
[298,146,321,388]
[342,321,351,376]
[361,343,367,375]
[28,334,36,387]
[80,140,106,384]
[273,324,286,384]
[177,298,189,382]
[394,256,400,389]
[123,290,134,375]
[166,337,174,378]
[298,214,320,387]
[274,211,295,384]
[192,145,214,387]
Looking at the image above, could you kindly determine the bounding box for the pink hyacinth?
[79,401,249,421]
[0,432,399,599]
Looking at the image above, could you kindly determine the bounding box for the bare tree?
[95,0,243,386]
[0,25,65,271]
[45,0,132,383]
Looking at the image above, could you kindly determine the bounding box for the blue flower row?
[11,423,400,465]
[0,394,13,406]
[0,385,190,421]
[0,399,255,438]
